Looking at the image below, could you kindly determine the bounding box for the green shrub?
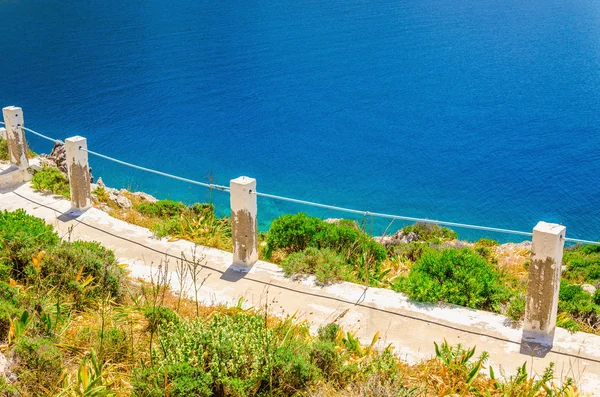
[558,281,599,320]
[0,137,36,162]
[0,209,59,279]
[99,327,129,362]
[388,241,428,262]
[401,222,458,242]
[136,200,185,219]
[0,137,7,161]
[266,213,323,255]
[31,166,70,198]
[144,305,180,332]
[266,213,386,283]
[281,247,350,284]
[13,336,63,395]
[506,295,526,322]
[563,244,600,284]
[0,300,19,340]
[133,311,322,396]
[41,240,124,301]
[393,247,512,311]
[150,217,183,238]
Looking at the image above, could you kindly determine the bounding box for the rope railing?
[4,122,599,245]
[21,126,64,144]
[81,147,230,192]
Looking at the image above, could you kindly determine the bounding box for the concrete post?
[523,221,566,345]
[2,106,29,171]
[65,136,91,210]
[230,176,258,267]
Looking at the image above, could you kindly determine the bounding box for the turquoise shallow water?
[1,0,600,241]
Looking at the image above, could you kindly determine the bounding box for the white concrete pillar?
[65,136,91,210]
[230,176,258,267]
[2,106,29,170]
[523,221,566,344]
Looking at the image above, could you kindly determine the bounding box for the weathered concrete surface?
[0,159,39,188]
[2,106,29,176]
[524,222,566,345]
[65,136,91,210]
[1,184,600,394]
[230,176,258,267]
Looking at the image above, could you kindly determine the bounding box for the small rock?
[375,230,420,248]
[0,351,16,383]
[107,191,132,209]
[561,265,567,272]
[118,195,132,209]
[97,177,105,188]
[132,191,158,203]
[581,284,597,295]
[0,352,8,375]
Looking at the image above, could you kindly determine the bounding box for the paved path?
[2,183,600,394]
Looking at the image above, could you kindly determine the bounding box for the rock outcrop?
[41,141,93,182]
[374,230,419,248]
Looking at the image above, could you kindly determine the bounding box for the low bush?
[558,281,600,331]
[0,300,20,341]
[0,209,59,279]
[136,199,186,219]
[400,222,457,242]
[0,137,8,161]
[13,336,63,395]
[393,247,513,312]
[266,213,322,255]
[280,247,350,284]
[0,136,37,161]
[506,294,526,322]
[132,311,404,397]
[41,240,124,301]
[144,305,181,332]
[563,244,600,284]
[31,166,70,198]
[387,241,428,262]
[266,213,386,283]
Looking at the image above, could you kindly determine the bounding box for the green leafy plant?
[0,209,59,278]
[0,136,36,161]
[280,247,350,284]
[41,241,125,303]
[558,281,600,332]
[0,136,8,161]
[13,336,64,395]
[266,213,386,283]
[563,243,600,284]
[393,247,513,312]
[31,166,71,198]
[400,222,457,242]
[136,200,185,219]
[434,339,488,387]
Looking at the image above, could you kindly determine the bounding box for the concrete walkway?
[2,183,600,394]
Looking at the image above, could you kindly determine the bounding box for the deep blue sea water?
[1,0,600,241]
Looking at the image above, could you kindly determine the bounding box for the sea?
[1,0,599,242]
